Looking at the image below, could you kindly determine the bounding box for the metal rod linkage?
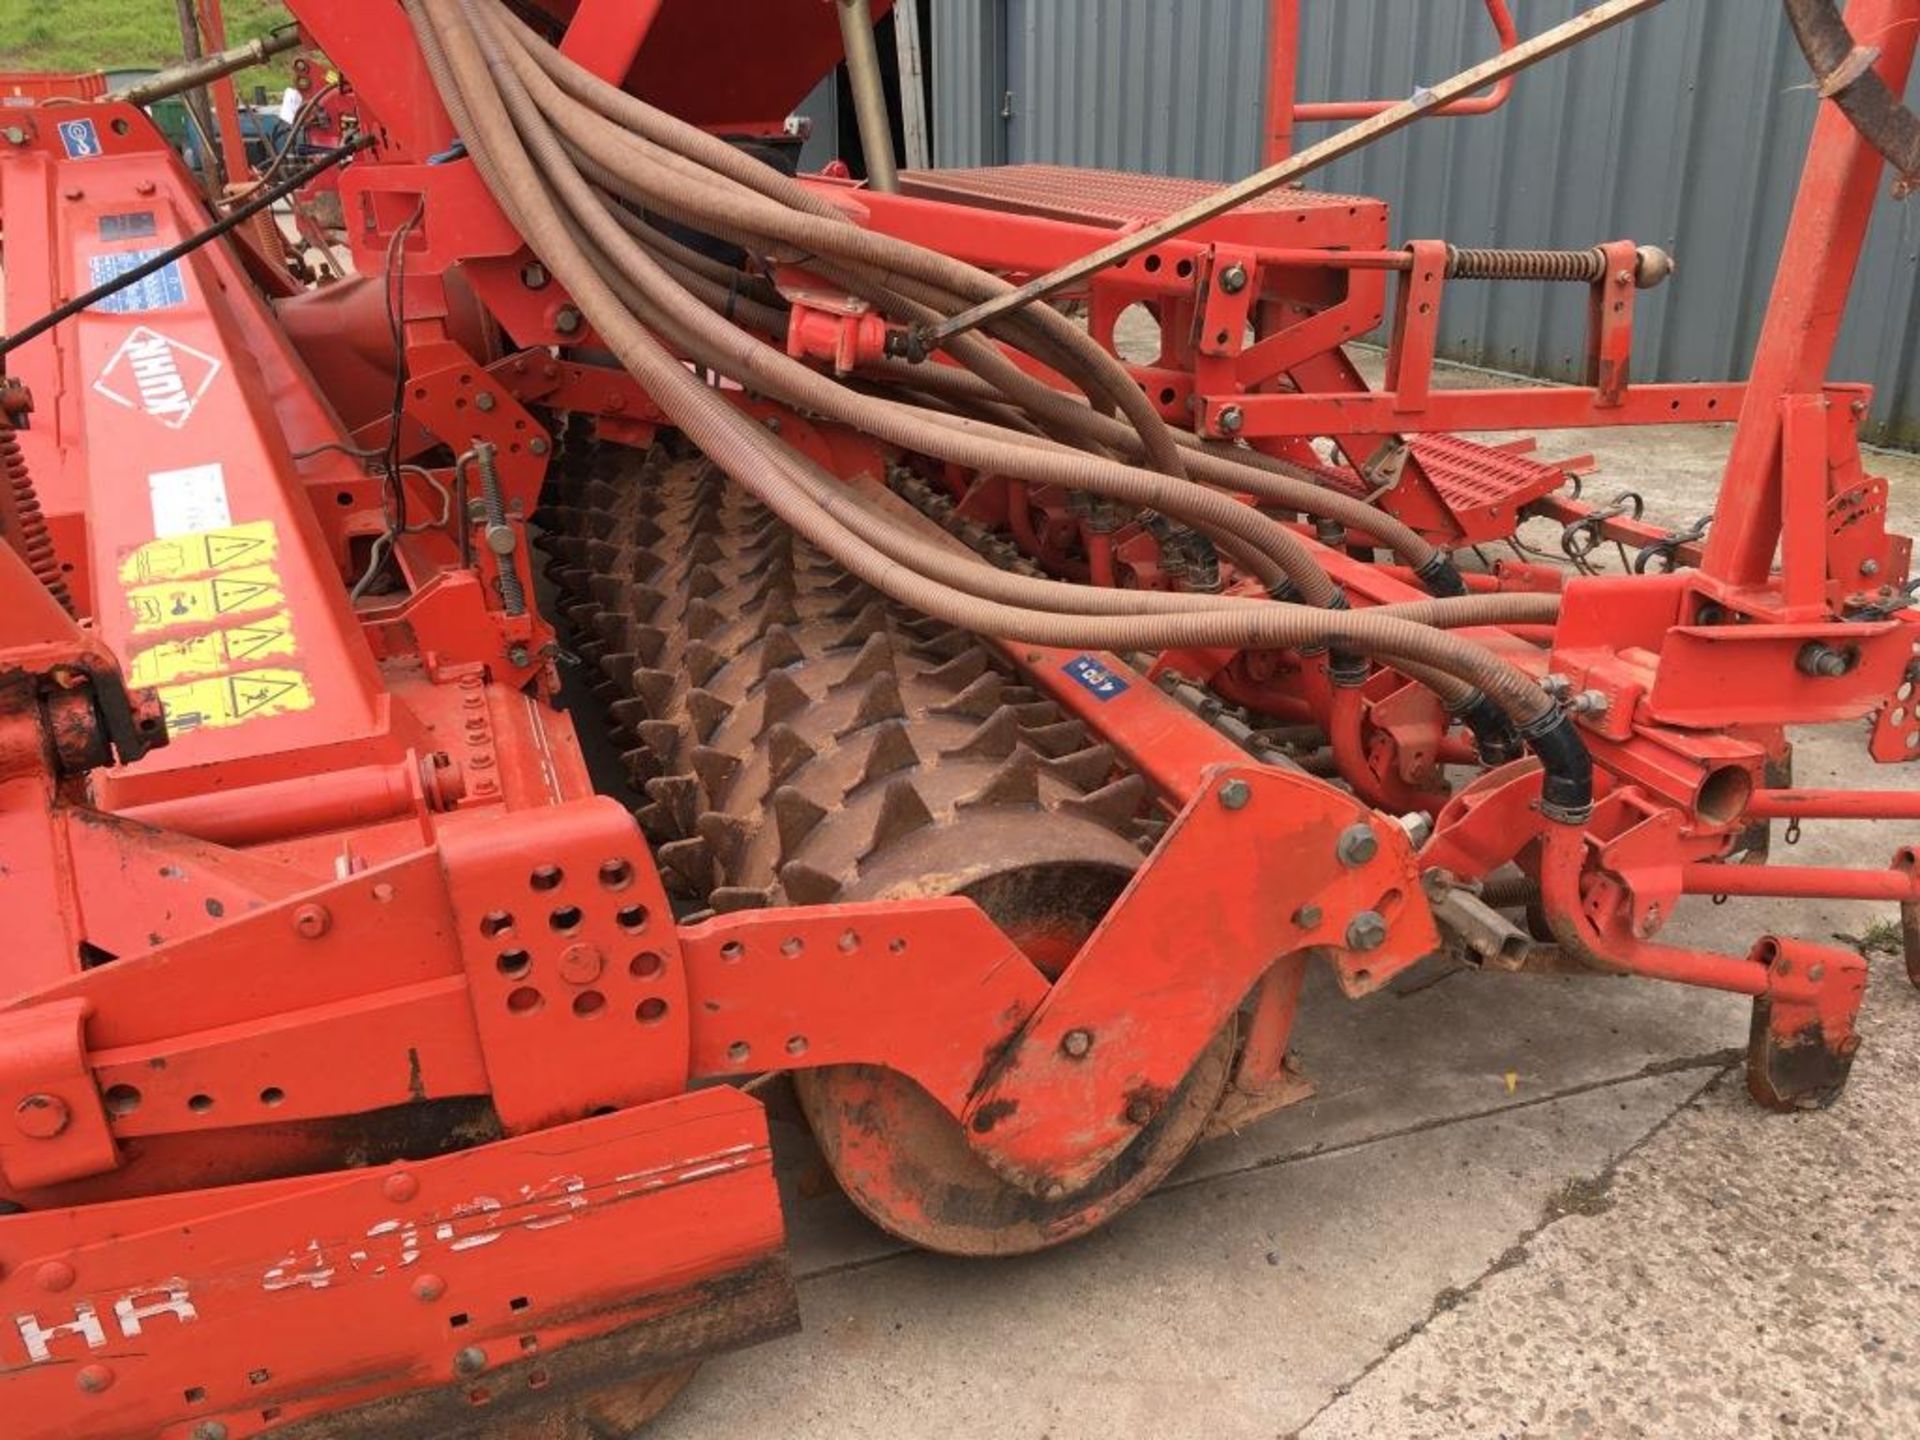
[918,0,1667,351]
[836,0,900,194]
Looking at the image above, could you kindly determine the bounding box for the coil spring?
[1445,245,1609,284]
[1,417,74,614]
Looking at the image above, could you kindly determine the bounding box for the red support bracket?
[0,1000,117,1191]
[440,800,691,1132]
[1778,393,1834,614]
[1386,240,1448,412]
[1586,239,1641,406]
[959,763,1439,1195]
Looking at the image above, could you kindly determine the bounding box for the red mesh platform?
[900,165,1387,248]
[1408,435,1570,541]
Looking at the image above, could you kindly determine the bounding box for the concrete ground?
[648,360,1920,1440]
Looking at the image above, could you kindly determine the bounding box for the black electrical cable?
[380,201,428,549]
[0,136,372,364]
[225,82,343,201]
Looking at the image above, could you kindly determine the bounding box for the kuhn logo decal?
[93,326,221,430]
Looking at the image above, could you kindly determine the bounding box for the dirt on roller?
[535,429,1234,1256]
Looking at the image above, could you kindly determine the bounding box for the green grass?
[0,0,296,92]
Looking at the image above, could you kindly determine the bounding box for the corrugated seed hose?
[404,0,1589,804]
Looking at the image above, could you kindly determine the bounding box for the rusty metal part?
[0,409,73,614]
[1446,244,1672,288]
[538,437,1229,1250]
[1785,0,1920,195]
[798,1023,1234,1256]
[475,1365,698,1440]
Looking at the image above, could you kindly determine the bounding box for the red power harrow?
[0,0,1915,1435]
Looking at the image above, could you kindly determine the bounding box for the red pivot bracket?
[1745,935,1868,1111]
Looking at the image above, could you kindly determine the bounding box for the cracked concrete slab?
[656,1068,1720,1440]
[1299,973,1920,1440]
[614,354,1917,1437]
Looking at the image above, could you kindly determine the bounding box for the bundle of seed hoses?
[404,0,1581,762]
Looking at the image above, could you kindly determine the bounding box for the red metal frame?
[1,0,1917,1433]
[1266,0,1519,163]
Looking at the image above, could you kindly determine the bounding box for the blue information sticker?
[1064,654,1129,701]
[56,117,102,159]
[87,249,188,313]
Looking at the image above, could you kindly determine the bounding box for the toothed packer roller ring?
[536,435,1233,1257]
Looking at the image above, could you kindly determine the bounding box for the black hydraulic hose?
[1449,689,1525,765]
[1520,706,1595,824]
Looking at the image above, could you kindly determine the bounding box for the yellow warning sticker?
[118,520,280,586]
[154,668,314,733]
[128,565,285,633]
[127,612,297,687]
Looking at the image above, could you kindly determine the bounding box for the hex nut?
[1345,910,1389,953]
[1335,823,1379,868]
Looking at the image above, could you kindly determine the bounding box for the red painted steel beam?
[1198,383,1746,438]
[1746,789,1920,821]
[1296,1,1520,123]
[1704,0,1920,587]
[1681,863,1920,902]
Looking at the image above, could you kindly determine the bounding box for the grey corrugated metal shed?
[929,0,1920,447]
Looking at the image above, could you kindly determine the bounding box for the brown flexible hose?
[416,0,1557,727]
[479,0,1190,478]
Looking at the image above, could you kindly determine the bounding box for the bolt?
[1293,903,1324,930]
[1217,404,1245,437]
[1060,1029,1094,1059]
[194,1423,230,1440]
[1795,642,1855,679]
[1809,962,1827,983]
[135,180,156,197]
[453,1346,488,1378]
[529,436,550,456]
[291,903,331,939]
[1569,690,1611,717]
[383,1171,419,1203]
[1218,262,1250,294]
[1861,558,1881,578]
[764,416,782,434]
[2,127,28,147]
[76,1364,114,1394]
[1125,1096,1156,1126]
[15,1093,70,1139]
[553,305,583,335]
[412,1272,447,1302]
[1335,823,1379,868]
[474,391,497,413]
[521,261,550,289]
[485,523,517,556]
[1219,778,1252,810]
[508,644,531,668]
[36,1260,75,1292]
[1345,910,1389,953]
[559,943,605,986]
